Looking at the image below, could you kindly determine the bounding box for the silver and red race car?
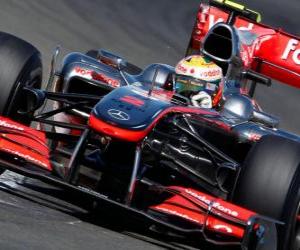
[0,0,299,249]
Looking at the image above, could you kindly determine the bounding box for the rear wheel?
[0,32,42,123]
[233,135,300,250]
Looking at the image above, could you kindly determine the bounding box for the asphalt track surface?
[0,1,298,249]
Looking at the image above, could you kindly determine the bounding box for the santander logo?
[281,39,300,65]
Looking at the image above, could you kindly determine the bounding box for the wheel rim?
[6,64,42,122]
[7,76,40,121]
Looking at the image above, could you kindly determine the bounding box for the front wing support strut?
[66,128,90,184]
[125,143,142,205]
[0,156,281,249]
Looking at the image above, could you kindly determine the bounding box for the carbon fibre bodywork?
[0,1,299,249]
[0,48,283,248]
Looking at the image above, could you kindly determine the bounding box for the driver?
[174,55,223,108]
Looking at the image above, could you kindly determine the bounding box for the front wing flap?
[0,117,51,171]
[150,186,279,248]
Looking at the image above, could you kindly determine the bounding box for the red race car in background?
[187,0,300,90]
[0,0,299,249]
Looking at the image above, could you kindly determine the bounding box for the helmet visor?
[175,75,221,95]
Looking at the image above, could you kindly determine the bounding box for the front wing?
[0,116,280,249]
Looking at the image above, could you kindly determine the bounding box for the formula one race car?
[0,1,300,249]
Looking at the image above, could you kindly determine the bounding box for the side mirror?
[252,110,279,128]
[98,50,127,70]
[221,94,254,121]
[242,70,272,87]
[221,95,279,128]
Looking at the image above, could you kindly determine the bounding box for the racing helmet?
[175,55,223,107]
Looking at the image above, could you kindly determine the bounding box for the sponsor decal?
[185,189,239,217]
[206,82,217,91]
[208,15,254,31]
[91,71,120,88]
[281,39,300,65]
[154,206,199,223]
[1,147,48,168]
[241,35,273,66]
[208,15,224,29]
[199,68,222,79]
[107,109,130,121]
[74,67,92,77]
[120,96,145,107]
[176,63,187,74]
[0,119,24,131]
[213,224,233,234]
[73,67,121,88]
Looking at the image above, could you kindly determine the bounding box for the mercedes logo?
[107,109,130,121]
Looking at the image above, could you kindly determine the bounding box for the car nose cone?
[107,109,130,121]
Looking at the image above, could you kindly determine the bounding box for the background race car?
[0,1,299,250]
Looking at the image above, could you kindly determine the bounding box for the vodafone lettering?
[281,39,300,65]
[185,189,239,217]
[74,67,92,76]
[199,69,222,78]
[92,71,120,88]
[73,67,120,88]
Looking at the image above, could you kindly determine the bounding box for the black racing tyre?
[233,135,300,250]
[86,49,142,75]
[0,32,42,124]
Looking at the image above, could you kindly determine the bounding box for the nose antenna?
[47,45,61,90]
[148,66,159,97]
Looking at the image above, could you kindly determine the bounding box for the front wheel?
[233,135,300,250]
[0,32,42,175]
[0,32,42,124]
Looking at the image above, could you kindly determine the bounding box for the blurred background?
[0,1,298,249]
